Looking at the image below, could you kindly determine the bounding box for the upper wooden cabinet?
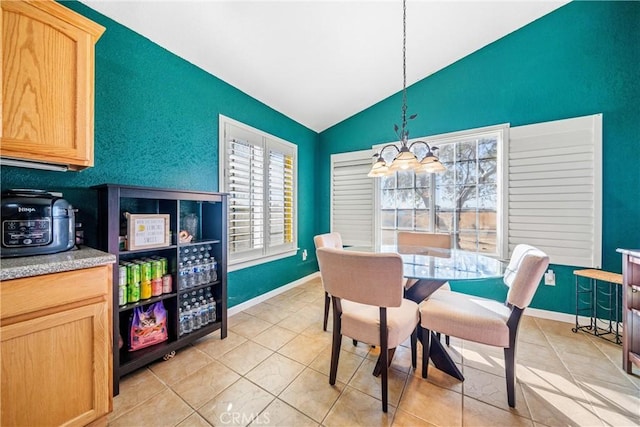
[1,0,105,170]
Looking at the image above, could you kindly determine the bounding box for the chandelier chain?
[401,0,408,143]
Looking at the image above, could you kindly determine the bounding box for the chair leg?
[379,307,388,413]
[504,346,516,407]
[446,335,450,346]
[323,291,330,331]
[411,327,417,369]
[420,326,431,379]
[329,301,342,386]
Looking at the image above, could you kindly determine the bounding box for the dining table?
[348,244,507,381]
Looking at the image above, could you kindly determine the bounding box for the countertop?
[616,248,640,258]
[0,246,116,281]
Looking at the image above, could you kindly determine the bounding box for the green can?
[151,259,163,279]
[127,262,140,286]
[138,260,152,283]
[128,282,140,303]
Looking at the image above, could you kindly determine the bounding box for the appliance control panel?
[2,219,52,247]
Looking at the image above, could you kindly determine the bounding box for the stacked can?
[150,258,163,296]
[118,264,128,306]
[138,260,152,299]
[126,262,141,303]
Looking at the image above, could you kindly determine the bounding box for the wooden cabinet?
[1,264,113,426]
[618,248,640,373]
[1,0,105,170]
[93,184,228,395]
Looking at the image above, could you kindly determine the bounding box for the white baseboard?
[228,273,590,327]
[228,272,321,317]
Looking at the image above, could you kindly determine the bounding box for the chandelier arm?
[376,144,401,159]
[408,140,433,154]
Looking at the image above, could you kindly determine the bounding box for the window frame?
[219,115,298,271]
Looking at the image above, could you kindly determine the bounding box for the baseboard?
[228,272,321,317]
[525,307,578,324]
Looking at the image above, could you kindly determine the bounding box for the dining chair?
[313,232,343,331]
[316,247,419,412]
[397,231,452,344]
[418,243,549,407]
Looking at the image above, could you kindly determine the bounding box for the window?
[219,115,297,270]
[377,125,507,258]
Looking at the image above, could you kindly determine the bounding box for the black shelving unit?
[93,184,227,395]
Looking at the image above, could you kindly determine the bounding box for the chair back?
[503,244,550,309]
[316,247,404,308]
[314,232,343,250]
[397,231,451,249]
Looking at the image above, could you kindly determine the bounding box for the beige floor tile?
[198,378,274,426]
[348,358,408,407]
[573,374,640,426]
[194,330,247,360]
[391,409,437,427]
[462,396,534,427]
[340,336,374,358]
[227,312,254,328]
[277,333,329,365]
[461,341,505,377]
[535,318,577,339]
[323,386,395,426]
[177,412,213,427]
[251,325,297,351]
[308,348,365,384]
[245,353,305,395]
[520,382,603,427]
[279,368,345,423]
[299,322,333,342]
[399,375,463,426]
[277,311,318,333]
[111,368,168,420]
[229,315,273,338]
[110,388,194,427]
[218,340,273,375]
[462,365,530,418]
[249,398,318,427]
[559,350,636,388]
[149,346,213,386]
[172,359,241,409]
[411,358,464,393]
[545,332,605,357]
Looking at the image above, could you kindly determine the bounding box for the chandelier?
[368,0,446,178]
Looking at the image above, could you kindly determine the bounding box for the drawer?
[0,265,112,321]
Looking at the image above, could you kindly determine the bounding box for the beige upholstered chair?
[419,244,549,407]
[397,231,452,344]
[313,232,344,331]
[316,247,419,412]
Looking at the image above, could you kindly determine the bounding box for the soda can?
[162,274,173,294]
[140,280,152,300]
[118,285,127,306]
[151,259,163,279]
[151,278,163,296]
[118,265,127,286]
[128,282,140,303]
[127,263,140,286]
[159,257,168,275]
[138,260,152,283]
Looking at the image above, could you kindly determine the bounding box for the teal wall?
[318,1,640,314]
[0,1,319,308]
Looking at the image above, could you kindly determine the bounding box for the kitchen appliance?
[1,189,75,258]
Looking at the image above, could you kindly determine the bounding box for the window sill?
[228,249,298,272]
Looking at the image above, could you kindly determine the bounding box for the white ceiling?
[80,0,569,132]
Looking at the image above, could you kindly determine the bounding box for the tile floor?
[108,276,640,426]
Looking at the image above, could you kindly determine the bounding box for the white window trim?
[219,115,298,271]
[373,123,509,259]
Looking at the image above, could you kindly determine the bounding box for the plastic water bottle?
[192,302,201,330]
[208,297,216,323]
[183,305,193,335]
[186,261,195,288]
[210,257,218,282]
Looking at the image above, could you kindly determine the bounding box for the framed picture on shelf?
[126,214,171,250]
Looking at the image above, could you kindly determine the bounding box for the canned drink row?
[118,257,171,306]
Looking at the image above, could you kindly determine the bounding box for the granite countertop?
[0,246,116,281]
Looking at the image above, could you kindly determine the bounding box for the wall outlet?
[302,249,308,261]
[544,269,555,286]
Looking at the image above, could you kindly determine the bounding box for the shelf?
[177,280,221,295]
[178,239,221,248]
[119,322,222,376]
[119,245,178,256]
[118,292,177,312]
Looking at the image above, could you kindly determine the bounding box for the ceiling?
[79,0,569,132]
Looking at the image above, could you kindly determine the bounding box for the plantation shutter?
[267,139,295,250]
[331,150,375,247]
[508,114,602,267]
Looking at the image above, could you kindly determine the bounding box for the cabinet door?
[1,0,104,170]
[1,302,110,427]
